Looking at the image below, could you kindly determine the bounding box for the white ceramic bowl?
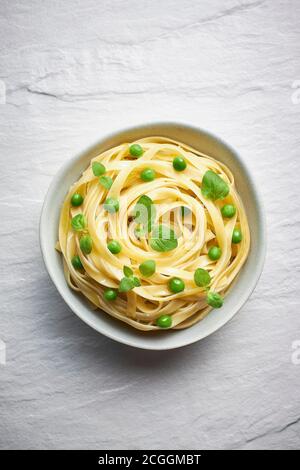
[40,122,266,350]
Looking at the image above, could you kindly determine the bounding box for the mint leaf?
[71,214,86,231]
[201,170,229,201]
[120,266,141,291]
[132,276,141,287]
[119,277,135,292]
[123,266,133,277]
[133,195,156,232]
[99,175,113,189]
[150,224,178,252]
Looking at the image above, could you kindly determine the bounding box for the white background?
[0,0,300,449]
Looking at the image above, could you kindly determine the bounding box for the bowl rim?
[40,121,267,350]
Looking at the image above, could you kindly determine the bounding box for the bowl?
[40,122,266,350]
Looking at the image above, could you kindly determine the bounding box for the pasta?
[57,137,250,331]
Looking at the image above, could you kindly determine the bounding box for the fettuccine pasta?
[57,137,250,331]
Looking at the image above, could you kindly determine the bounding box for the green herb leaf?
[120,266,141,290]
[119,277,135,292]
[99,175,113,189]
[201,170,229,201]
[71,214,86,231]
[123,266,133,277]
[150,224,178,252]
[194,268,211,287]
[133,195,156,233]
[92,161,106,176]
[132,276,141,287]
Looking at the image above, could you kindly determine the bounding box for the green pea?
[92,161,106,176]
[80,234,93,254]
[221,204,236,218]
[140,168,156,182]
[232,228,242,244]
[207,291,223,308]
[173,156,187,171]
[208,246,222,260]
[107,240,122,254]
[103,288,117,301]
[139,260,156,277]
[168,277,185,293]
[71,255,83,270]
[156,314,172,328]
[104,197,119,213]
[129,144,144,158]
[71,193,84,207]
[194,268,211,287]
